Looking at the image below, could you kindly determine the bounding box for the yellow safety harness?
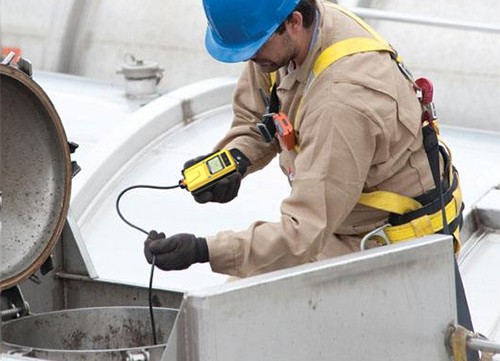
[269,3,464,252]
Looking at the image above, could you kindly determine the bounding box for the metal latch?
[68,141,82,178]
[1,51,33,77]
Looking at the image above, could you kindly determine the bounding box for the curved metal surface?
[58,75,500,294]
[0,65,71,290]
[2,306,177,361]
[67,77,290,292]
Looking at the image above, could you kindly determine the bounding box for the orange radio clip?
[273,112,295,150]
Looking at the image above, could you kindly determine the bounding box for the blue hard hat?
[203,0,301,63]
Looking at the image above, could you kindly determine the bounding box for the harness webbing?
[313,37,394,77]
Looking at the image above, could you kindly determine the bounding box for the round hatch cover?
[1,64,71,290]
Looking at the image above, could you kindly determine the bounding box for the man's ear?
[286,11,304,34]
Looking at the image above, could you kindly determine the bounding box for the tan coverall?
[206,2,436,277]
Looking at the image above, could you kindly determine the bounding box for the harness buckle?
[257,113,276,143]
[360,224,391,251]
[397,61,415,86]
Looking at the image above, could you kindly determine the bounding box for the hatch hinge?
[1,285,31,321]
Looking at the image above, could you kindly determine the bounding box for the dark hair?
[276,0,317,34]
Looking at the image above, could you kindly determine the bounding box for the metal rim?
[0,64,71,290]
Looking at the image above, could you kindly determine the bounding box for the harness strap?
[358,190,422,215]
[313,37,395,77]
[390,169,455,225]
[384,182,463,253]
[269,83,280,113]
[269,72,277,92]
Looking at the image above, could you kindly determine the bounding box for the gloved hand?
[144,231,209,271]
[184,148,250,204]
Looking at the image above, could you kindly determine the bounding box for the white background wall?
[360,0,500,131]
[1,0,499,130]
[0,0,243,91]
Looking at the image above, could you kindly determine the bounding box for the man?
[145,0,461,277]
[144,2,476,357]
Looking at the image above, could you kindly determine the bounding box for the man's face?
[250,29,297,73]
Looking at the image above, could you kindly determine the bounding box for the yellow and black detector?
[180,149,237,194]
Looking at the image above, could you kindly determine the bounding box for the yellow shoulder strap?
[297,30,396,158]
[313,37,395,77]
[290,12,397,154]
[313,3,400,79]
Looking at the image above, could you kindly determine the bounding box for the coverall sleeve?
[207,84,384,277]
[213,63,280,174]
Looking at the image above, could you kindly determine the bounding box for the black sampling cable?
[115,183,181,345]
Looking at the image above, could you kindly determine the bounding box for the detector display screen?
[207,156,224,174]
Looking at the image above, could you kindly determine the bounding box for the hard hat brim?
[204,25,278,63]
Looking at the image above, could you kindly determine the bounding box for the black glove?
[184,149,250,204]
[144,231,209,271]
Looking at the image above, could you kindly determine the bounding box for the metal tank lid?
[0,61,71,290]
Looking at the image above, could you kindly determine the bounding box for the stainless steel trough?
[2,306,177,361]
